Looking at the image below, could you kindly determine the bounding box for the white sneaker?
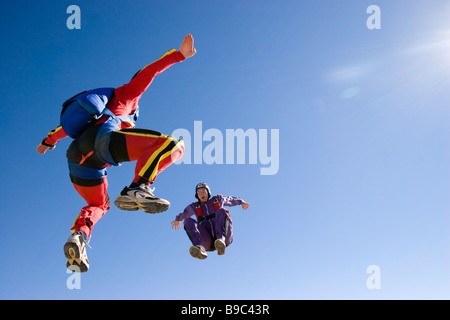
[114,184,170,213]
[214,238,226,255]
[189,245,208,260]
[64,231,89,272]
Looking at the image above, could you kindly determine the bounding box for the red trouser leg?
[70,176,110,238]
[109,129,185,185]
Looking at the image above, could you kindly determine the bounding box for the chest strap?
[195,196,222,225]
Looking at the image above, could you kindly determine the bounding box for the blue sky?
[0,0,449,299]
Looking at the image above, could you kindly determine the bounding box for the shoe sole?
[214,239,226,255]
[114,196,170,214]
[64,241,89,273]
[189,246,208,260]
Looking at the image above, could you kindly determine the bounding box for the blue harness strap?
[102,108,139,124]
[94,119,121,166]
[68,161,107,180]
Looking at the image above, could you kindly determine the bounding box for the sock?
[130,178,152,188]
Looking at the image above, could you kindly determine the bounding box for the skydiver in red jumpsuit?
[36,34,197,272]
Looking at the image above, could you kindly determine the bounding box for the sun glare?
[404,30,450,70]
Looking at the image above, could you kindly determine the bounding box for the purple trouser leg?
[183,208,233,251]
[215,208,233,245]
[183,218,212,249]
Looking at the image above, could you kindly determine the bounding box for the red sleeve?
[113,49,186,109]
[43,126,68,145]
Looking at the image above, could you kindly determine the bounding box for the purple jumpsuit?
[174,195,244,251]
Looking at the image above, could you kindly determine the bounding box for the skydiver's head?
[195,182,211,203]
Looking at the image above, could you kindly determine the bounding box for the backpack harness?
[195,195,227,225]
[61,88,139,168]
[60,87,139,139]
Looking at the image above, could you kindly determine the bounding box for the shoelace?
[85,237,92,249]
[141,184,155,195]
[73,232,92,249]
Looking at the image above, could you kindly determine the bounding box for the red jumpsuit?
[43,49,186,238]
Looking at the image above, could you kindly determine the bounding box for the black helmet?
[195,182,211,200]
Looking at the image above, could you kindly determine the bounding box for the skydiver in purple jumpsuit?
[171,183,250,259]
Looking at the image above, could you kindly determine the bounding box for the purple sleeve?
[175,203,196,221]
[218,194,244,207]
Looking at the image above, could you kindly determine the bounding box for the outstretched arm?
[36,142,55,155]
[171,203,196,230]
[36,126,68,155]
[114,34,197,109]
[171,220,181,230]
[179,34,196,58]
